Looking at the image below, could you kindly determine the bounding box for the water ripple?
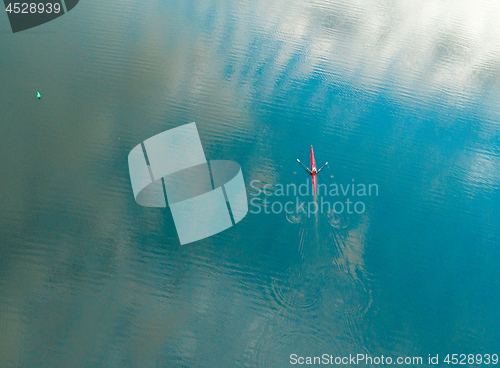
[286,200,307,224]
[326,210,350,229]
[271,265,324,312]
[319,268,372,317]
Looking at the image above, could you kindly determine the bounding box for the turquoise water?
[1,0,500,367]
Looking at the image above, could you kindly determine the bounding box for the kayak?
[296,146,328,196]
[310,145,317,194]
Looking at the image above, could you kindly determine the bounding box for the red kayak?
[297,146,328,195]
[310,146,317,194]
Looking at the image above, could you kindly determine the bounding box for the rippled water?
[1,0,500,367]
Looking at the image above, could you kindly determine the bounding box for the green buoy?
[37,92,41,99]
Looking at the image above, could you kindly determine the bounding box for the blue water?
[1,0,500,367]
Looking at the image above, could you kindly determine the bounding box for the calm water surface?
[1,0,500,367]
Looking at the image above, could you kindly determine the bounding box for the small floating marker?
[37,92,41,99]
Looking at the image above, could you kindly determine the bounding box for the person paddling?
[296,146,328,194]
